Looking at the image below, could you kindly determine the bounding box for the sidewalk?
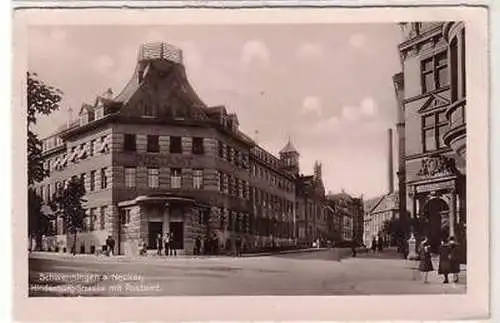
[29,248,330,262]
[340,254,467,294]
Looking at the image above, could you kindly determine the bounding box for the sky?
[28,24,403,199]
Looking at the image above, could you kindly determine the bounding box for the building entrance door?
[423,198,449,253]
[169,222,184,250]
[148,221,163,249]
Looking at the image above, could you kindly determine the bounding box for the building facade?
[396,22,466,254]
[363,192,399,247]
[32,42,326,255]
[325,192,363,246]
[295,161,327,245]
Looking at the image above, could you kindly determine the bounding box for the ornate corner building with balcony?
[32,42,329,256]
[395,22,466,256]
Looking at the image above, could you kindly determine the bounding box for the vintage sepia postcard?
[12,4,489,322]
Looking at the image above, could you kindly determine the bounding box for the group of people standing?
[370,236,385,253]
[156,233,177,256]
[418,236,461,284]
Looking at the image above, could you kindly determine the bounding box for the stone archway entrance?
[422,197,449,253]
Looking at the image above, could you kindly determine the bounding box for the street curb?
[29,248,332,261]
[240,248,329,258]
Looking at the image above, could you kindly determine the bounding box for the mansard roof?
[112,42,209,121]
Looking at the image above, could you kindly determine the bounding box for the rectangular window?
[218,141,224,158]
[223,173,229,194]
[125,167,136,188]
[192,137,204,155]
[170,136,182,153]
[193,169,203,189]
[143,104,153,117]
[80,173,86,189]
[90,170,96,191]
[171,168,182,188]
[99,206,107,230]
[89,208,96,231]
[422,110,450,152]
[148,168,159,188]
[228,175,234,196]
[238,180,244,198]
[121,209,131,225]
[147,135,159,153]
[450,37,459,101]
[218,171,224,192]
[95,107,104,120]
[100,168,108,189]
[421,51,449,94]
[123,134,137,152]
[90,140,95,156]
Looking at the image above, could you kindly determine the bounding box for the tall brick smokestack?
[388,128,394,193]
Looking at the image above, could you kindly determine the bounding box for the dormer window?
[88,110,95,122]
[95,106,104,120]
[80,113,89,126]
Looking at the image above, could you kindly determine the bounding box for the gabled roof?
[365,191,399,215]
[78,103,94,116]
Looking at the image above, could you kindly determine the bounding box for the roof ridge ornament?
[137,42,183,65]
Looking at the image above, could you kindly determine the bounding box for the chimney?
[387,128,394,193]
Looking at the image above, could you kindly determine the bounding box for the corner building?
[396,22,466,255]
[35,42,301,255]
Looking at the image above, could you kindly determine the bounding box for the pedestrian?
[105,235,112,256]
[169,233,176,256]
[378,236,384,253]
[163,233,170,257]
[448,237,460,283]
[195,236,201,255]
[371,237,377,253]
[402,239,409,259]
[351,243,357,257]
[235,236,242,257]
[438,237,452,284]
[418,237,433,283]
[156,233,163,256]
[107,235,115,256]
[139,240,147,256]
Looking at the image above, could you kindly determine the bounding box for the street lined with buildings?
[27,21,468,297]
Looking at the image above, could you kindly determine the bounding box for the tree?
[28,188,52,251]
[27,72,63,248]
[50,177,86,255]
[383,217,406,247]
[27,72,63,185]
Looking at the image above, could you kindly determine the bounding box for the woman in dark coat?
[448,237,460,283]
[418,238,433,283]
[438,238,452,283]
